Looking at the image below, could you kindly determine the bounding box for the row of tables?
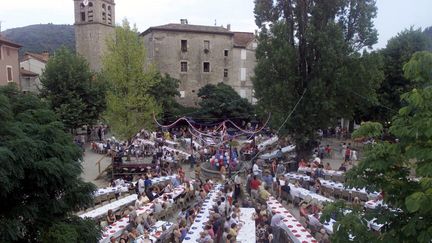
[285,172,379,199]
[99,183,189,243]
[94,175,177,198]
[298,167,345,177]
[266,196,318,243]
[80,175,178,220]
[182,184,223,243]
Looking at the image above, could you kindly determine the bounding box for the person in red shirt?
[250,176,261,200]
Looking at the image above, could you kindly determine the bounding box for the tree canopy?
[367,28,432,122]
[103,19,161,140]
[253,0,383,154]
[40,47,106,131]
[323,51,432,243]
[148,73,185,122]
[0,84,99,242]
[196,83,254,120]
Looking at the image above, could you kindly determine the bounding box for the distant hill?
[2,24,75,56]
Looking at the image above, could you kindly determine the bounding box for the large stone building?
[141,21,257,106]
[0,36,21,87]
[73,0,115,71]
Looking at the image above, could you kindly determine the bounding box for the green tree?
[148,73,184,122]
[40,47,106,131]
[369,28,432,122]
[196,83,254,120]
[103,19,161,140]
[0,84,99,242]
[324,51,432,243]
[253,0,383,155]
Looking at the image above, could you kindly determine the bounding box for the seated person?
[145,187,156,202]
[106,209,116,224]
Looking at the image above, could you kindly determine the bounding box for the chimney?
[180,19,188,25]
[227,24,231,31]
[41,51,50,61]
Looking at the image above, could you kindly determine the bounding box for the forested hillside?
[2,24,75,56]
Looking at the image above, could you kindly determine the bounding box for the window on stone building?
[224,69,228,78]
[88,2,93,7]
[239,89,246,98]
[81,12,86,22]
[240,68,246,81]
[181,40,187,52]
[6,47,10,56]
[241,49,247,60]
[6,66,13,82]
[224,50,229,57]
[203,62,210,73]
[204,40,210,52]
[181,61,188,72]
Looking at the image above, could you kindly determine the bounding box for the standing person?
[195,161,201,179]
[345,146,351,162]
[97,126,102,141]
[138,174,145,195]
[250,176,261,200]
[189,153,196,169]
[234,173,242,201]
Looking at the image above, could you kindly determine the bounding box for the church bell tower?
[73,0,115,71]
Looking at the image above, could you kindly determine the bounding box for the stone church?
[74,0,257,106]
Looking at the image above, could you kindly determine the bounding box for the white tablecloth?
[182,185,222,243]
[298,167,345,177]
[99,184,188,243]
[322,211,382,234]
[236,208,256,243]
[94,185,129,197]
[162,146,191,158]
[365,199,385,209]
[285,173,379,198]
[133,220,175,242]
[266,196,317,243]
[257,136,278,150]
[289,183,333,203]
[80,194,137,219]
[259,145,296,159]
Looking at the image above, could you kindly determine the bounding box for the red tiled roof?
[233,32,255,48]
[141,23,233,36]
[0,36,22,48]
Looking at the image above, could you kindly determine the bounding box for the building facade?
[19,51,49,93]
[73,0,115,71]
[141,22,257,107]
[0,36,21,87]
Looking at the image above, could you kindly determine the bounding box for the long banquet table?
[95,175,176,198]
[298,167,344,177]
[79,194,137,219]
[260,145,296,159]
[289,183,333,203]
[182,184,222,243]
[266,196,317,243]
[236,207,257,243]
[285,172,379,199]
[99,183,189,243]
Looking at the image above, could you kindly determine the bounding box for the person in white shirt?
[253,163,262,176]
[309,213,323,228]
[138,175,145,194]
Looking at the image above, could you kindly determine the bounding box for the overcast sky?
[1,0,431,49]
